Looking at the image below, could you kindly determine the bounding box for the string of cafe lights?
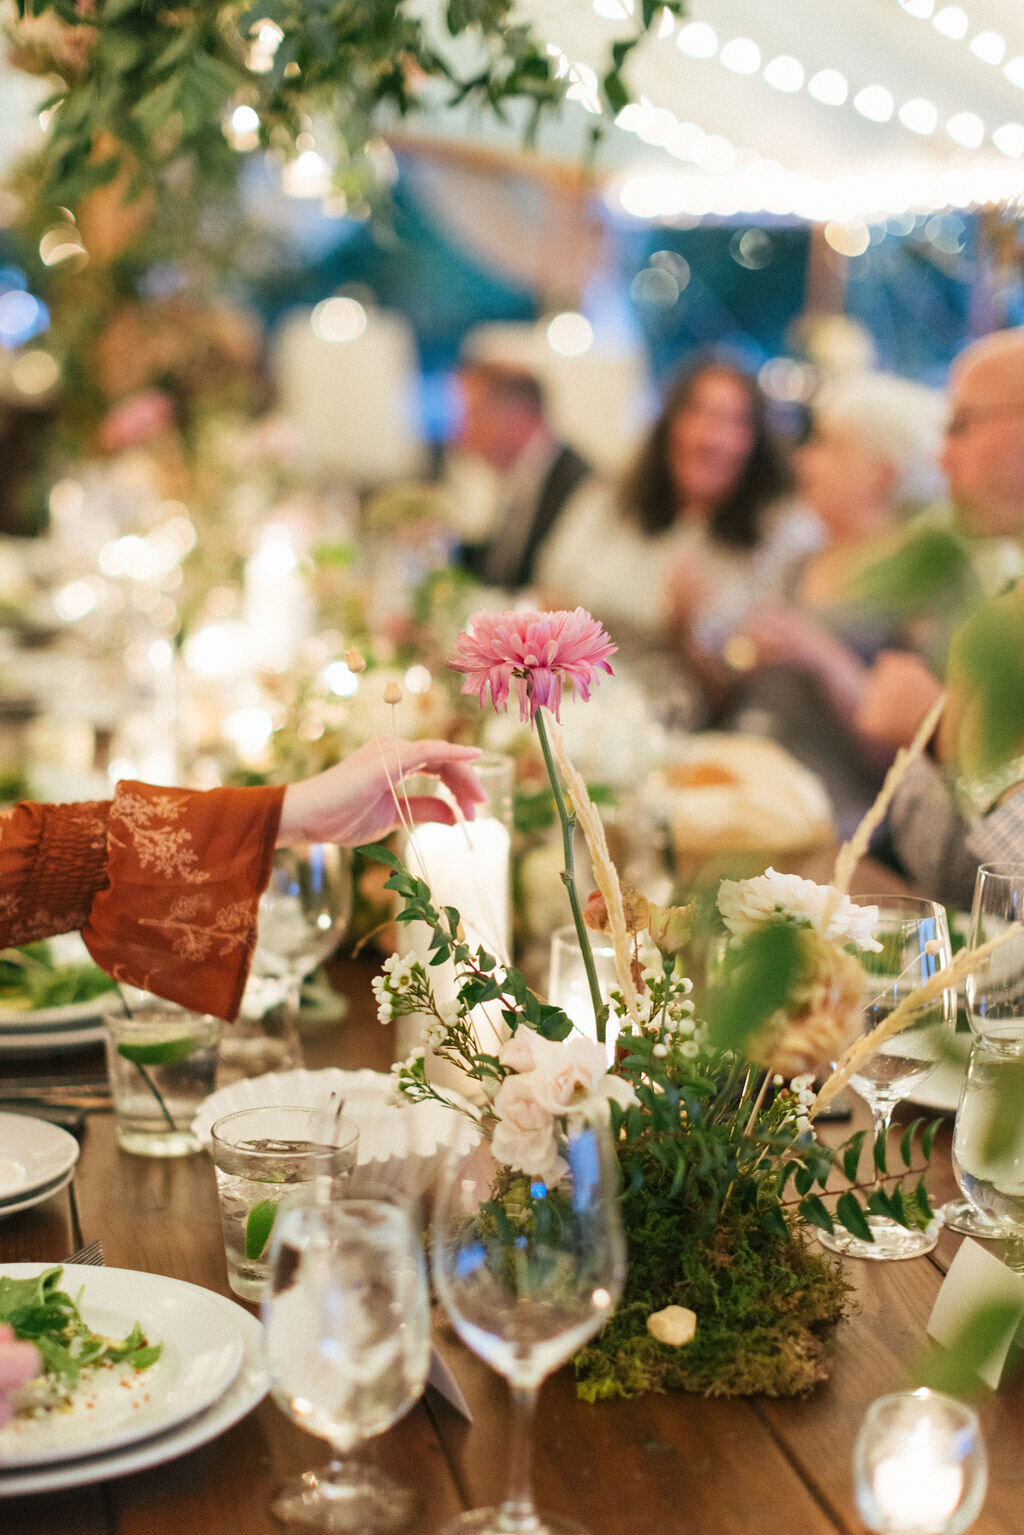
[539,2,1024,228]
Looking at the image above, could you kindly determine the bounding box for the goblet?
[240,843,352,1071]
[940,863,1024,1237]
[432,1118,626,1535]
[952,1037,1024,1273]
[854,1389,987,1534]
[819,895,955,1262]
[262,1197,430,1532]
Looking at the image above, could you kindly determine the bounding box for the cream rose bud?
[491,1075,561,1180]
[646,1305,697,1347]
[499,1031,539,1074]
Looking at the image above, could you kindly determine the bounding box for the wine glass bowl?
[952,1038,1024,1271]
[256,843,353,982]
[261,1196,430,1532]
[432,1120,626,1535]
[939,863,1024,1238]
[819,895,955,1263]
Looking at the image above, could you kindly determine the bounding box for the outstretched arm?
[277,737,485,847]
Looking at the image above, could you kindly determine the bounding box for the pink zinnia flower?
[449,608,616,724]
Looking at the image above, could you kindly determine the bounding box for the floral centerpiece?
[360,609,966,1400]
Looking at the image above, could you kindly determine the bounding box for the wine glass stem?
[871,1102,894,1191]
[498,1382,541,1533]
[1004,1235,1024,1274]
[283,971,305,1068]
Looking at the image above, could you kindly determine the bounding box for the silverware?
[0,1078,109,1098]
[64,1240,104,1266]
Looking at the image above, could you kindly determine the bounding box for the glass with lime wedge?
[105,1006,221,1157]
[210,1105,360,1301]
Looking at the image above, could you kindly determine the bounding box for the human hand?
[855,651,943,749]
[664,555,711,630]
[740,602,832,669]
[278,737,485,847]
[0,1324,40,1428]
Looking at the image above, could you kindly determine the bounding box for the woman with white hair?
[730,372,947,828]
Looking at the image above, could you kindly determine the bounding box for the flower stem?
[534,706,606,1042]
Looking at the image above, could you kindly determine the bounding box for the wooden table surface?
[3,950,1023,1535]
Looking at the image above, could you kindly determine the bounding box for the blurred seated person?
[453,363,596,589]
[857,328,1024,904]
[730,373,946,813]
[537,357,819,713]
[0,738,483,1023]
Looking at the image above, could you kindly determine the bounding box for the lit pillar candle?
[399,755,514,1096]
[242,525,313,673]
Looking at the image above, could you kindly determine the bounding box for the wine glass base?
[938,1199,1003,1239]
[817,1215,938,1262]
[435,1509,592,1535]
[271,1462,418,1532]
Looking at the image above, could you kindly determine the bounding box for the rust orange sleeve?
[83,781,286,1022]
[0,800,110,947]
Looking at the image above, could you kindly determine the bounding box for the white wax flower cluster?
[491,1029,637,1187]
[772,1072,816,1136]
[717,868,882,952]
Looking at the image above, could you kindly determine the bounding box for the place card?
[927,1237,1024,1389]
[427,1347,473,1421]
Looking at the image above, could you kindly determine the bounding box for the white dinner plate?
[0,1166,74,1221]
[905,1053,968,1115]
[0,1292,266,1496]
[0,1265,247,1469]
[0,1023,106,1055]
[0,996,118,1033]
[0,1112,79,1201]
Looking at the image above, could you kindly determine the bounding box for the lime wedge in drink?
[116,1036,197,1066]
[245,1198,278,1260]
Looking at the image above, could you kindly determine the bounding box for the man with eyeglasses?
[856,327,1024,905]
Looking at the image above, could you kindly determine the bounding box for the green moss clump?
[575,1189,852,1402]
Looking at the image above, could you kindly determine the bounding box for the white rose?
[491,1075,562,1182]
[717,868,881,952]
[499,1031,540,1074]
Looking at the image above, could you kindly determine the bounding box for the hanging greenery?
[8,0,687,213]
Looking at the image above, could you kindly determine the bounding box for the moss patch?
[576,1187,852,1401]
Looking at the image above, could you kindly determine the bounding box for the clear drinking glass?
[819,895,955,1262]
[105,1002,220,1157]
[548,926,620,1063]
[211,1105,359,1300]
[262,1198,430,1532]
[952,1037,1024,1272]
[432,1118,626,1535]
[854,1389,987,1534]
[940,863,1024,1237]
[242,844,353,1071]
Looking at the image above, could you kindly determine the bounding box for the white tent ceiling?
[517,0,1024,220]
[3,1,1024,221]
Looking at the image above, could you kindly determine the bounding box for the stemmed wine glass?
[941,863,1024,1237]
[819,895,955,1262]
[432,1117,626,1535]
[952,1037,1024,1272]
[243,844,353,1069]
[262,1196,430,1531]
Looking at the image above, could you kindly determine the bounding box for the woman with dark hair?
[537,357,819,702]
[623,357,790,547]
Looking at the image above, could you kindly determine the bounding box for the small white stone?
[646,1305,697,1347]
